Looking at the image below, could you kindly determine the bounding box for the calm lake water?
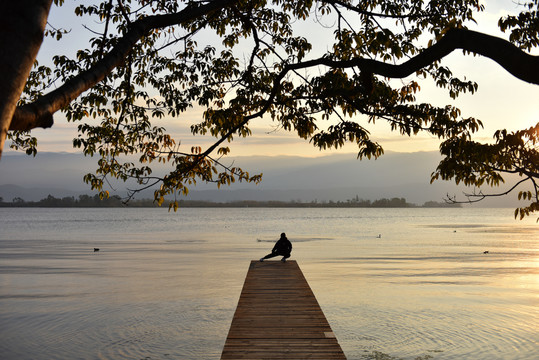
[0,207,537,360]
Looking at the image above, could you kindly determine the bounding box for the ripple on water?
[344,305,539,360]
[93,302,233,360]
[0,299,233,360]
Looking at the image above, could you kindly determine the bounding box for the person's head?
[280,232,286,239]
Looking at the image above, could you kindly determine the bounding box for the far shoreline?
[0,195,461,209]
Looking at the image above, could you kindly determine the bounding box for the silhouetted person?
[260,233,292,262]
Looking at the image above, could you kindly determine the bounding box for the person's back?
[273,235,291,253]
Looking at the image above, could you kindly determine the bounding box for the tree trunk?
[0,0,52,159]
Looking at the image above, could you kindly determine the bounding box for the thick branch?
[10,0,237,131]
[292,28,539,85]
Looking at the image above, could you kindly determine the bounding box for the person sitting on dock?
[260,232,292,262]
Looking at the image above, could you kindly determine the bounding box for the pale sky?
[22,0,539,158]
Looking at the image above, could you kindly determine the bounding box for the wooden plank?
[220,260,346,360]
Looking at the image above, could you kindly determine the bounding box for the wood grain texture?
[220,260,346,359]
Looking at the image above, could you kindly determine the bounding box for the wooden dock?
[220,260,346,359]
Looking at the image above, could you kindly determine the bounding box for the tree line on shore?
[0,194,460,208]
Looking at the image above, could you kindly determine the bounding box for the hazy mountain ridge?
[0,151,525,207]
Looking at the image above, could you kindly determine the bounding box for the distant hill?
[0,150,529,207]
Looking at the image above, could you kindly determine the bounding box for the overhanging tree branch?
[5,0,535,217]
[9,0,238,131]
[201,26,539,157]
[10,18,538,133]
[285,28,539,84]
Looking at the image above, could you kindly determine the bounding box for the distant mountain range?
[0,150,527,207]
